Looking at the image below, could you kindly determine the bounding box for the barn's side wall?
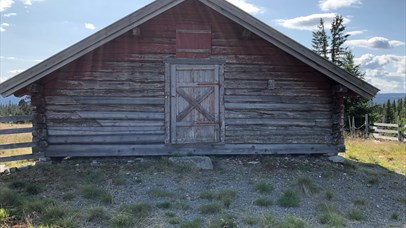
[38,0,341,157]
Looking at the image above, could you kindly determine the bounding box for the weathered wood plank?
[45,144,341,157]
[373,128,398,134]
[224,89,331,97]
[0,142,35,150]
[44,89,164,97]
[373,123,398,128]
[0,152,43,163]
[226,126,332,135]
[48,135,164,144]
[372,134,399,141]
[0,128,32,135]
[225,110,331,119]
[225,96,332,104]
[46,105,164,112]
[97,120,164,127]
[226,135,331,144]
[45,96,164,105]
[226,118,332,127]
[0,115,32,123]
[225,103,331,111]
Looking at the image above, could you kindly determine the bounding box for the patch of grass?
[119,202,152,218]
[254,197,273,207]
[281,215,309,228]
[367,177,379,185]
[8,180,26,189]
[175,202,191,210]
[347,209,365,221]
[200,203,222,214]
[316,203,345,227]
[87,207,109,222]
[242,215,258,225]
[278,189,300,208]
[147,188,174,198]
[40,206,68,226]
[110,213,133,228]
[321,171,333,178]
[22,198,51,215]
[208,215,238,228]
[297,176,320,194]
[180,219,203,228]
[390,212,399,220]
[325,189,334,201]
[62,192,75,201]
[261,214,279,227]
[399,197,406,204]
[112,174,127,186]
[255,181,274,194]
[343,138,406,175]
[0,208,9,221]
[164,210,176,218]
[156,201,171,209]
[81,185,113,204]
[200,189,237,208]
[25,183,42,195]
[83,169,105,184]
[168,217,181,224]
[353,198,368,206]
[0,188,22,208]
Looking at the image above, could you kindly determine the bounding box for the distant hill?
[373,93,406,104]
[0,96,21,105]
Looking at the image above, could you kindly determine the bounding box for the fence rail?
[348,114,404,142]
[0,115,42,163]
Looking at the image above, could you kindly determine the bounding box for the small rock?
[169,156,213,170]
[248,161,260,165]
[328,155,345,164]
[10,167,17,173]
[0,164,7,173]
[90,160,98,166]
[127,160,135,163]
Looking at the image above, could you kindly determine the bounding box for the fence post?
[398,116,404,142]
[365,114,369,139]
[352,116,356,138]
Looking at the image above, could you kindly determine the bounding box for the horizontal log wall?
[38,0,335,157]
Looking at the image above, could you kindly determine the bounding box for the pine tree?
[385,99,394,123]
[312,18,329,59]
[330,15,349,66]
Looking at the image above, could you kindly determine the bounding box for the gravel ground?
[1,155,405,227]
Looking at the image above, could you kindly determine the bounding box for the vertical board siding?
[40,0,334,155]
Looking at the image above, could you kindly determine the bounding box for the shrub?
[278,189,300,207]
[147,188,174,198]
[87,207,109,222]
[119,202,152,218]
[200,203,222,214]
[281,215,309,228]
[110,213,133,228]
[208,215,238,228]
[390,212,399,220]
[347,209,365,221]
[81,185,113,204]
[255,181,274,194]
[254,197,273,207]
[180,219,203,228]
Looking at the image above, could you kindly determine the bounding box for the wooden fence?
[0,115,43,162]
[352,115,405,142]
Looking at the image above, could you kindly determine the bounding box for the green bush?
[278,189,300,207]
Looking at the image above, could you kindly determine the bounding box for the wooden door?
[169,64,222,144]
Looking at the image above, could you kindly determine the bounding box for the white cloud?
[276,13,350,31]
[226,0,265,14]
[355,54,406,93]
[347,37,405,49]
[2,12,16,17]
[319,0,362,11]
[0,22,10,32]
[20,0,44,6]
[346,30,366,36]
[0,0,14,12]
[85,23,96,30]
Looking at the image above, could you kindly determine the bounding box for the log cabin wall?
[38,0,338,157]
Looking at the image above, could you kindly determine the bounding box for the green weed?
[147,188,174,198]
[297,176,320,194]
[200,203,222,214]
[347,209,365,221]
[254,197,273,207]
[242,215,258,225]
[87,207,109,222]
[81,185,113,204]
[278,189,300,207]
[255,181,274,194]
[180,219,203,228]
[208,214,237,228]
[110,212,133,228]
[119,202,152,218]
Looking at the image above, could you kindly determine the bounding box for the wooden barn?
[0,0,379,158]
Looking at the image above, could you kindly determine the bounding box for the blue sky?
[0,0,405,94]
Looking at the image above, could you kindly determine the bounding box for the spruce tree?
[312,18,329,59]
[330,15,349,66]
[385,99,394,123]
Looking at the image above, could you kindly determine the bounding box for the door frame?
[164,57,225,144]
